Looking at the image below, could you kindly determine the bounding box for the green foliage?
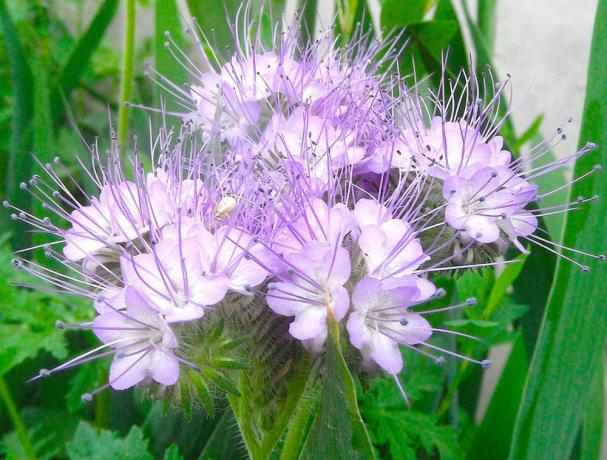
[0,1,604,459]
[0,245,90,376]
[299,313,375,460]
[66,422,153,460]
[360,377,462,460]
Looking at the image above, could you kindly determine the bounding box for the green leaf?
[0,0,34,244]
[579,357,604,460]
[198,410,247,460]
[0,246,90,376]
[155,0,186,112]
[66,423,153,460]
[508,2,607,458]
[459,0,516,147]
[162,444,184,460]
[299,313,375,460]
[468,334,529,460]
[380,0,428,29]
[476,0,497,53]
[185,0,239,63]
[360,377,463,460]
[297,0,318,48]
[434,0,469,73]
[51,0,119,121]
[485,253,528,318]
[201,367,240,396]
[528,132,569,239]
[512,116,544,152]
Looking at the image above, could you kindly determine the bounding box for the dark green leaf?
[360,377,463,460]
[162,444,184,460]
[155,0,187,112]
[299,314,375,460]
[381,0,428,29]
[468,334,528,460]
[51,0,120,121]
[185,0,239,62]
[0,0,34,244]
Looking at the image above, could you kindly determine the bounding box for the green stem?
[0,376,38,460]
[117,0,135,159]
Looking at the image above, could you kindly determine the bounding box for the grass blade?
[508,2,607,458]
[0,0,34,244]
[51,0,119,121]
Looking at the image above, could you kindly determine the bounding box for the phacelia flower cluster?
[9,10,602,402]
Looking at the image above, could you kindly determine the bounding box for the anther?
[267,282,277,290]
[39,368,51,377]
[2,200,8,207]
[55,320,65,329]
[19,182,27,189]
[582,265,590,272]
[399,318,409,326]
[481,359,492,369]
[81,393,93,403]
[466,298,477,306]
[435,357,446,365]
[598,255,606,261]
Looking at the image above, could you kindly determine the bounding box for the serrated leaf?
[66,423,153,460]
[0,246,90,376]
[360,378,463,460]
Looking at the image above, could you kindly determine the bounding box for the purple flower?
[93,286,180,389]
[63,181,156,261]
[354,199,430,284]
[346,277,433,374]
[121,220,229,322]
[267,241,351,352]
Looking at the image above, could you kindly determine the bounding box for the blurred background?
[0,1,604,459]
